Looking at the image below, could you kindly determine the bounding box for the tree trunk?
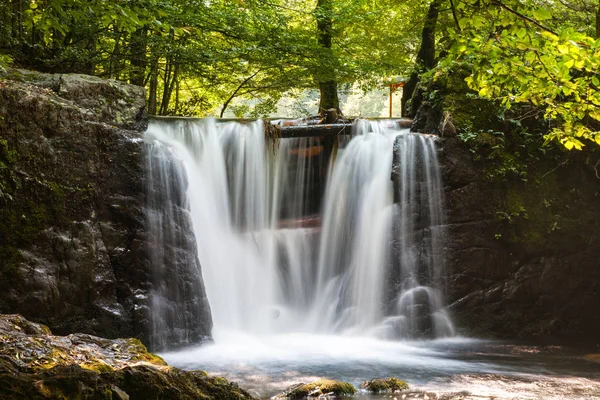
[174,77,180,115]
[315,0,340,113]
[148,57,159,115]
[159,60,173,115]
[596,0,600,38]
[318,81,340,112]
[129,28,147,86]
[160,62,178,115]
[401,0,441,117]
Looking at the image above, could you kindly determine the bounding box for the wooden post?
[322,108,339,169]
[389,85,393,118]
[389,82,406,118]
[324,108,338,124]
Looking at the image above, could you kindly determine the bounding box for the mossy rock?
[279,379,356,399]
[0,314,253,400]
[361,377,409,393]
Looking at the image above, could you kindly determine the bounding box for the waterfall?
[145,117,453,345]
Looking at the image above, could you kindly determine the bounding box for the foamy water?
[161,333,600,399]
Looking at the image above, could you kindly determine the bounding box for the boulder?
[0,314,252,400]
[399,72,600,339]
[361,377,409,393]
[273,379,356,399]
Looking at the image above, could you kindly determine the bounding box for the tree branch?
[219,70,262,118]
[449,0,462,31]
[491,0,558,36]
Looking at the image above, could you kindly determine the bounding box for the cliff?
[0,69,212,349]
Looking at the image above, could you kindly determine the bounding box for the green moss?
[361,377,409,393]
[444,92,501,137]
[286,379,356,399]
[80,361,115,373]
[124,338,168,366]
[489,158,600,256]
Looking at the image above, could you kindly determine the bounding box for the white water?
[145,117,453,338]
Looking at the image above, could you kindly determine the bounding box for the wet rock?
[0,314,252,400]
[0,69,212,349]
[436,136,600,338]
[0,69,146,131]
[273,379,356,399]
[0,314,167,372]
[361,377,409,393]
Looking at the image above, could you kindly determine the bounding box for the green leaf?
[533,8,552,21]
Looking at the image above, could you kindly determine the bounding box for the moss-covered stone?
[0,314,252,400]
[360,377,409,393]
[275,379,356,399]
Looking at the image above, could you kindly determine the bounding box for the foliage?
[0,0,419,117]
[0,55,12,73]
[440,0,600,150]
[1,0,599,151]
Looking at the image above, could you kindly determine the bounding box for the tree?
[4,0,598,151]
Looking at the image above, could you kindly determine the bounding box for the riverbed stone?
[274,379,356,399]
[361,377,409,392]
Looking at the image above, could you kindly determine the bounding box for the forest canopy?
[0,0,599,149]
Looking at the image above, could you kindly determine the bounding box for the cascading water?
[145,117,453,344]
[387,131,454,338]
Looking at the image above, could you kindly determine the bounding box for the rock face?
[145,136,213,351]
[0,69,212,349]
[438,136,600,338]
[0,314,252,400]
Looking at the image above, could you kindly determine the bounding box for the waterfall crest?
[145,117,453,345]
